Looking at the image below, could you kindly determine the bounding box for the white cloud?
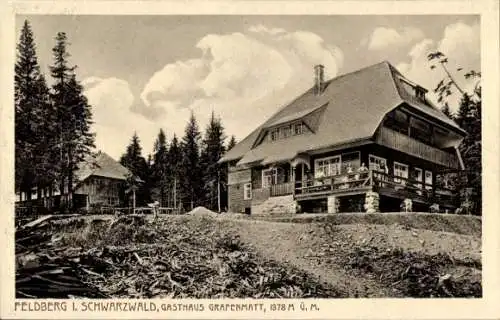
[248,24,286,35]
[367,26,424,51]
[139,25,344,145]
[394,22,480,112]
[83,77,160,159]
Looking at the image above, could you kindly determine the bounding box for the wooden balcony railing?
[371,171,457,206]
[270,182,294,197]
[295,171,372,196]
[294,170,457,206]
[376,127,459,169]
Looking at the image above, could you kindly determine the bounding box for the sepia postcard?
[0,0,499,319]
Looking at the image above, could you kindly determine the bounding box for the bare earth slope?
[218,217,481,297]
[16,212,481,298]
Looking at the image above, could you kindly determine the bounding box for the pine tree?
[168,134,182,209]
[455,93,482,214]
[152,129,169,206]
[15,20,56,203]
[441,103,454,120]
[227,135,237,151]
[49,31,95,210]
[180,112,203,210]
[428,52,482,215]
[120,133,149,206]
[201,112,227,211]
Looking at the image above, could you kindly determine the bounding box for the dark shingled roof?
[75,151,131,182]
[221,61,465,165]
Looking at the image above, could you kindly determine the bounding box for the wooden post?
[132,188,136,214]
[217,170,221,213]
[173,178,177,210]
[408,115,412,137]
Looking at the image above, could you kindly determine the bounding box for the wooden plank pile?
[15,216,109,298]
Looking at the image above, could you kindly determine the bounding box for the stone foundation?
[251,195,297,216]
[364,191,380,213]
[327,195,340,213]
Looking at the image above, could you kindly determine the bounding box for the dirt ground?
[16,212,482,298]
[217,218,481,297]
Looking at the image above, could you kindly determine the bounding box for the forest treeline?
[15,20,236,212]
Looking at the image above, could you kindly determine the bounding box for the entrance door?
[295,164,303,182]
[293,164,305,194]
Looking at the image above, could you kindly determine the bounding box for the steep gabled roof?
[75,151,131,182]
[221,61,465,165]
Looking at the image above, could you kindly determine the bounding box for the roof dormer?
[415,85,427,101]
[397,75,428,102]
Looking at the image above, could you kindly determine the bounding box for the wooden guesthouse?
[16,151,132,212]
[72,151,132,209]
[220,61,467,214]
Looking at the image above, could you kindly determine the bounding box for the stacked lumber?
[16,218,109,298]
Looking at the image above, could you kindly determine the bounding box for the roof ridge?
[322,60,390,85]
[259,61,392,130]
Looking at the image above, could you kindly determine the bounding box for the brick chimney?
[314,64,325,95]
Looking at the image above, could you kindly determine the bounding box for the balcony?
[270,182,294,197]
[295,171,373,200]
[376,127,459,169]
[294,170,457,207]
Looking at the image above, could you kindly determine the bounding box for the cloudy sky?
[16,15,480,159]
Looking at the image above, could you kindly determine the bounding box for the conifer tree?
[15,20,57,203]
[427,51,482,215]
[120,133,149,206]
[152,129,169,206]
[441,103,454,120]
[49,31,95,210]
[455,93,482,214]
[201,112,227,211]
[168,134,182,209]
[227,135,237,151]
[180,112,203,210]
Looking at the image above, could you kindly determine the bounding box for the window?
[385,110,409,135]
[341,152,360,173]
[268,122,306,142]
[314,156,341,178]
[107,197,118,206]
[281,125,292,138]
[425,170,433,190]
[394,110,408,124]
[415,87,426,100]
[410,117,432,145]
[294,122,304,135]
[262,168,278,188]
[243,183,252,200]
[394,162,409,184]
[369,155,387,172]
[412,167,423,189]
[270,129,279,141]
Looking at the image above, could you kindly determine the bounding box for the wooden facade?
[74,176,125,209]
[227,110,463,214]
